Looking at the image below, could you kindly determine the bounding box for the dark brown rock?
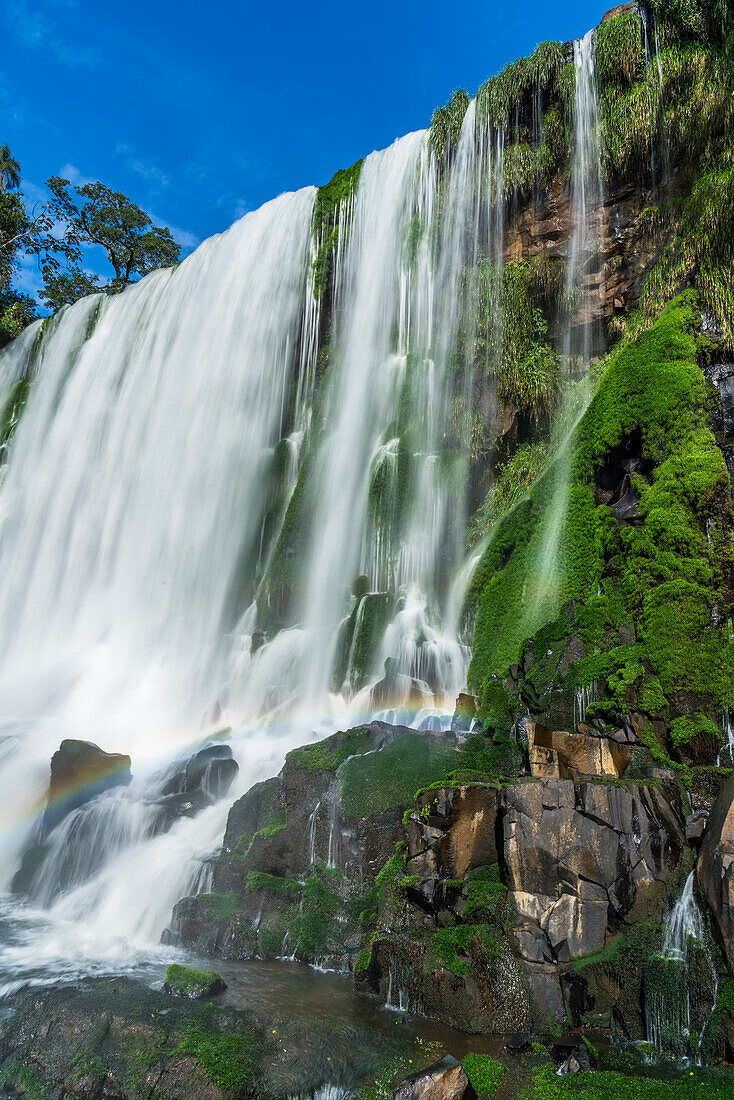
[44,738,132,834]
[697,774,734,975]
[503,777,686,1015]
[388,1054,475,1100]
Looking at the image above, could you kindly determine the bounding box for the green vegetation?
[40,177,180,310]
[467,442,549,548]
[526,1063,734,1099]
[172,1019,267,1093]
[163,964,226,999]
[0,375,31,457]
[430,923,503,975]
[287,725,374,773]
[311,158,363,298]
[339,733,459,820]
[467,293,734,736]
[463,1053,506,1098]
[195,892,240,921]
[0,1061,48,1099]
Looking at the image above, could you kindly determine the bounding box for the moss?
[163,964,226,999]
[172,1018,267,1093]
[245,871,301,897]
[717,976,734,1014]
[0,375,30,457]
[462,1053,506,1098]
[670,713,721,748]
[527,1062,734,1098]
[196,892,240,921]
[294,865,346,961]
[0,1061,49,1098]
[287,726,373,774]
[311,159,363,299]
[467,294,734,741]
[354,945,373,974]
[429,924,503,976]
[339,733,460,821]
[467,441,549,549]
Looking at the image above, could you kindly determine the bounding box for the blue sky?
[2,0,607,295]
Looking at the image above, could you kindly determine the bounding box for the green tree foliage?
[40,177,181,310]
[0,145,21,193]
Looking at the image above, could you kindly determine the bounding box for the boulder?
[697,774,734,975]
[685,810,708,843]
[526,721,633,779]
[162,963,226,998]
[43,738,132,834]
[388,1054,475,1100]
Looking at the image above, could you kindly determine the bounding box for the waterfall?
[0,24,614,977]
[645,872,718,1059]
[0,117,503,968]
[717,710,734,767]
[530,30,602,631]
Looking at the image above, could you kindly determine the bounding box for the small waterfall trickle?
[645,872,718,1060]
[717,710,734,767]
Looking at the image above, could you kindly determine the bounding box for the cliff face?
[162,290,734,1063]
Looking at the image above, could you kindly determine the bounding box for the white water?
[0,29,614,982]
[530,30,602,627]
[0,125,495,974]
[646,872,718,1058]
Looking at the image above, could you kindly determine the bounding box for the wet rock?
[505,1032,530,1053]
[388,1054,474,1100]
[370,657,433,714]
[685,810,708,843]
[503,777,686,1014]
[451,694,478,735]
[44,738,132,834]
[153,743,238,830]
[556,1054,583,1076]
[406,785,500,887]
[697,774,734,975]
[162,963,227,998]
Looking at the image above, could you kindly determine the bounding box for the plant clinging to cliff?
[429,89,471,162]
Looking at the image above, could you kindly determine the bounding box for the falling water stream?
[0,22,617,1005]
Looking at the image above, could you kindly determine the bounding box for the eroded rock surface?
[698,775,734,975]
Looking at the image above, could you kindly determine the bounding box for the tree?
[0,188,37,347]
[0,145,21,193]
[40,177,180,310]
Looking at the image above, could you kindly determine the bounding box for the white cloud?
[147,212,200,252]
[59,163,95,187]
[114,142,170,189]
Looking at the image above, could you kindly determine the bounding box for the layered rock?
[698,775,734,975]
[357,773,687,1031]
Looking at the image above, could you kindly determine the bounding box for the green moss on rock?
[163,964,227,999]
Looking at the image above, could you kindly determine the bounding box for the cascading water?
[0,115,500,974]
[0,20,619,987]
[528,29,603,631]
[645,872,718,1060]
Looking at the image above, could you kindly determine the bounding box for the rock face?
[388,1055,475,1100]
[357,774,687,1031]
[0,977,427,1100]
[44,738,132,834]
[698,775,734,975]
[504,778,686,1016]
[165,723,432,967]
